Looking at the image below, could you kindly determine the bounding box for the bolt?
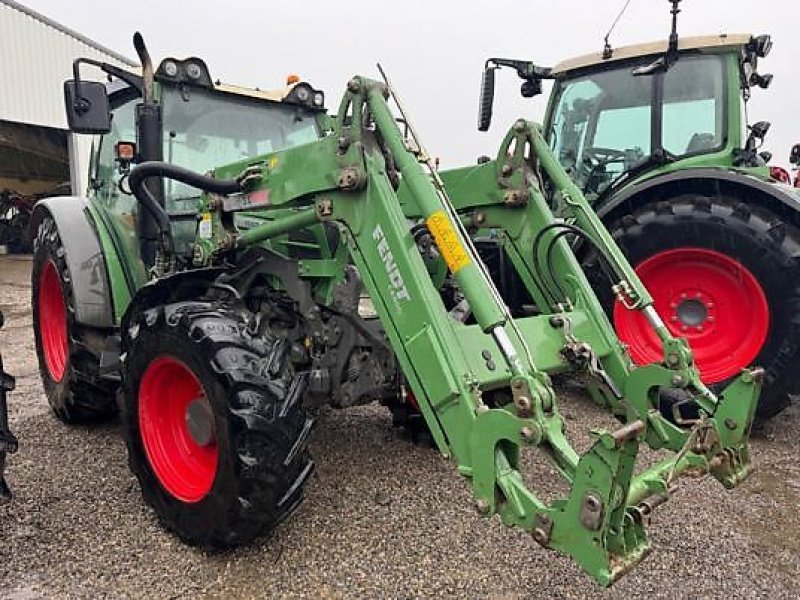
[671,374,685,387]
[516,396,532,412]
[475,498,491,515]
[501,164,512,176]
[695,292,703,298]
[669,302,677,308]
[337,136,350,151]
[512,380,524,390]
[707,302,715,309]
[584,494,602,512]
[670,316,678,322]
[475,211,486,224]
[681,325,688,332]
[347,78,361,93]
[696,325,704,332]
[680,293,688,299]
[514,119,527,132]
[666,353,680,366]
[533,528,548,545]
[725,417,738,430]
[521,426,537,442]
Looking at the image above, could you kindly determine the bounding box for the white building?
[0,0,136,196]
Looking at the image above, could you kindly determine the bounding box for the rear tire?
[121,301,315,547]
[600,195,800,420]
[31,216,118,423]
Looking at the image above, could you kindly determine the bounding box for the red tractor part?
[138,356,218,503]
[614,247,769,383]
[37,260,69,382]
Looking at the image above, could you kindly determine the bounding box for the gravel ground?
[1,254,799,599]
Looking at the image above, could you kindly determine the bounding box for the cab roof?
[551,33,752,77]
[213,81,299,104]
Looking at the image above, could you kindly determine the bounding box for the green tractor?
[32,34,760,586]
[478,3,800,421]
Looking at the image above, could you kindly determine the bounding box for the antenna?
[602,0,633,60]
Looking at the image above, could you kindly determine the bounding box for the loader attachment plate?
[467,368,759,586]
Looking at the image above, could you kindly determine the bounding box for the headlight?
[186,62,202,80]
[295,85,310,103]
[284,82,325,110]
[156,58,213,88]
[748,34,772,59]
[754,34,772,58]
[163,60,179,77]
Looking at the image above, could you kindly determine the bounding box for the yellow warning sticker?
[198,212,213,239]
[426,210,471,274]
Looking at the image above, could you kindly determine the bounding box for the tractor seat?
[686,132,717,154]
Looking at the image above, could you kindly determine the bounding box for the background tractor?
[31,34,760,586]
[0,190,35,253]
[478,3,800,422]
[0,310,18,501]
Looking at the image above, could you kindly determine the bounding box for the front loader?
[32,35,759,586]
[477,0,800,423]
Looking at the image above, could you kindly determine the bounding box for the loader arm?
[145,76,758,586]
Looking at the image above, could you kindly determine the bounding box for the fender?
[596,168,800,226]
[29,197,115,328]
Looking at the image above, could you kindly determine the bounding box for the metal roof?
[0,0,137,130]
[551,33,752,77]
[0,0,136,67]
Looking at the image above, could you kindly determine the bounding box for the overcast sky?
[22,0,799,169]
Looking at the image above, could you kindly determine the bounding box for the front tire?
[603,196,800,420]
[121,301,315,547]
[31,216,118,423]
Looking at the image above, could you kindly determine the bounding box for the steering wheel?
[580,147,628,195]
[582,146,627,166]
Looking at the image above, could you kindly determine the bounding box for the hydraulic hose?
[128,161,244,255]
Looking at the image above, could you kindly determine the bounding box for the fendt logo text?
[373,224,411,303]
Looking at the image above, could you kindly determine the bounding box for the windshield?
[92,83,321,259]
[548,54,725,195]
[161,85,319,206]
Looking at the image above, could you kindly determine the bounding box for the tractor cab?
[543,33,774,199]
[64,36,327,281]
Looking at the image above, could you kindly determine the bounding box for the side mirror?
[790,144,800,166]
[478,66,496,132]
[63,80,111,134]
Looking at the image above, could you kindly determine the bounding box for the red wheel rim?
[38,260,68,382]
[614,248,769,383]
[138,356,218,503]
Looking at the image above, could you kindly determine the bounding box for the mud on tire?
[31,216,118,423]
[121,301,315,547]
[597,195,800,421]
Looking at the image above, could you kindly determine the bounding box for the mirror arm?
[71,58,103,114]
[70,58,143,115]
